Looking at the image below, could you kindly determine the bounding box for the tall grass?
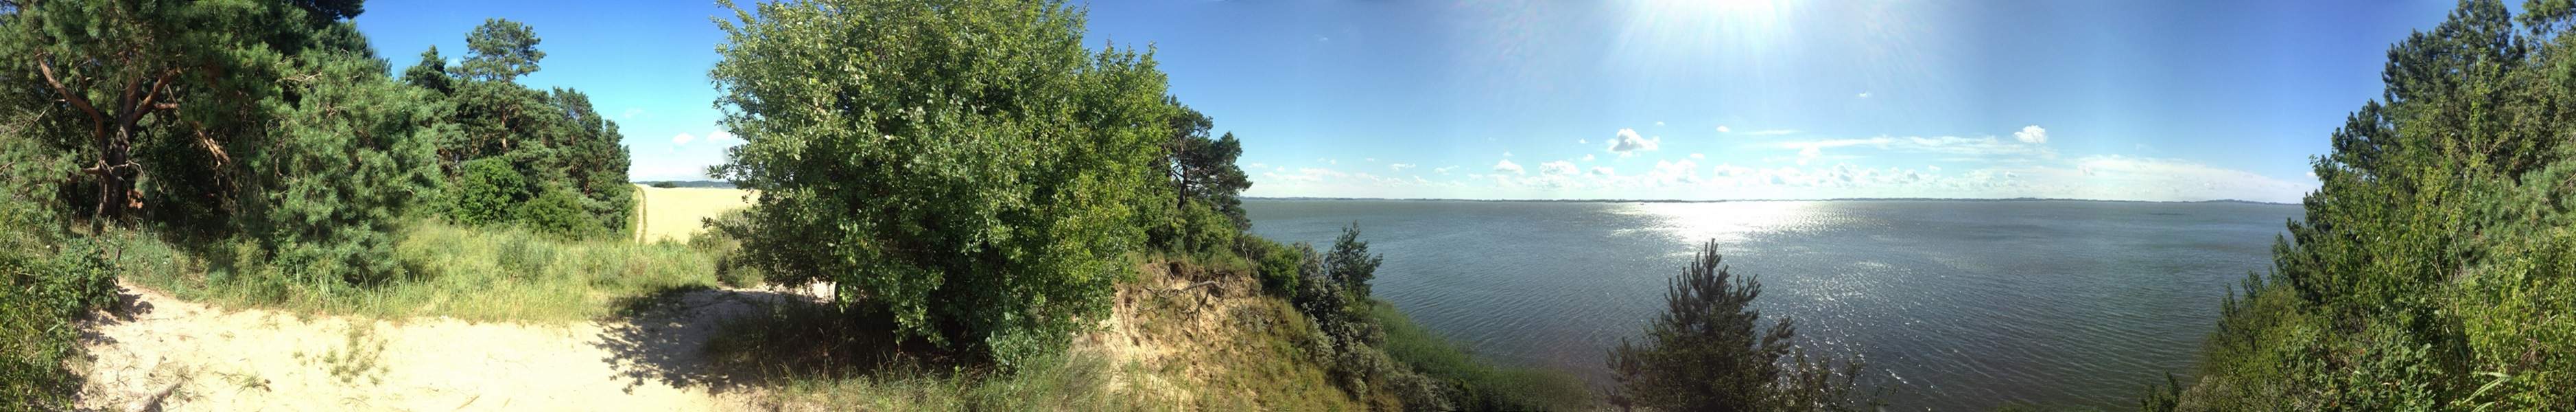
[125,220,723,323]
[1370,300,1600,411]
[701,298,1172,411]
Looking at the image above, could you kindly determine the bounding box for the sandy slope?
[75,282,798,411]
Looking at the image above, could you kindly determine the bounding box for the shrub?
[1372,300,1598,411]
[1607,240,1873,411]
[709,0,1174,367]
[1247,237,1304,297]
[519,188,604,239]
[452,157,528,226]
[0,162,119,409]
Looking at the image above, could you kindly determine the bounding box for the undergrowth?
[124,220,724,323]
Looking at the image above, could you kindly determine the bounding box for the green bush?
[1372,301,1598,411]
[452,158,529,226]
[1247,237,1305,297]
[519,188,604,239]
[709,0,1174,367]
[0,165,118,409]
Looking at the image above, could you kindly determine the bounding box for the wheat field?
[631,185,756,243]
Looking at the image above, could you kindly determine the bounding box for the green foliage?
[123,220,723,323]
[0,0,361,228]
[1371,301,1598,411]
[456,19,545,82]
[2171,1,2576,409]
[1607,240,1873,412]
[1247,237,1306,297]
[244,47,447,286]
[409,20,633,238]
[709,0,1172,367]
[0,160,119,410]
[453,157,529,225]
[1148,102,1253,242]
[518,188,604,239]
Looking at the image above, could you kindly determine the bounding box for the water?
[1244,199,2301,411]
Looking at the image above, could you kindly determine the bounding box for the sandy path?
[75,282,794,411]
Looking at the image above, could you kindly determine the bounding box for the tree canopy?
[2163,0,2576,409]
[709,0,1176,365]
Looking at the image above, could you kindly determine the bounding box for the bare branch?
[34,54,104,137]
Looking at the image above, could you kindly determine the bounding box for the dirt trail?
[75,281,801,411]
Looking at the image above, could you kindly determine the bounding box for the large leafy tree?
[710,0,1174,365]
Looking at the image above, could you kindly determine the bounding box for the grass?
[123,220,725,323]
[1371,299,1600,411]
[700,298,1171,411]
[629,185,754,244]
[702,258,1369,411]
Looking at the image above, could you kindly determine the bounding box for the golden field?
[631,184,756,242]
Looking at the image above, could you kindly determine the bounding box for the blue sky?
[357,0,2463,203]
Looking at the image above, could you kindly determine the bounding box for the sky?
[356,0,2468,203]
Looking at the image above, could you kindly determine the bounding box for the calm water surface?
[1244,199,2300,411]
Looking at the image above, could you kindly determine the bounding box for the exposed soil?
[73,281,807,411]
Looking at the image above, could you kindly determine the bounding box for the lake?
[1244,198,2302,410]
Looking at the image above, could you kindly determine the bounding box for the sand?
[75,282,800,411]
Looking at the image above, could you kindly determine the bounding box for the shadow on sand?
[591,284,954,395]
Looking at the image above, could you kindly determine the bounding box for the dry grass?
[631,185,755,243]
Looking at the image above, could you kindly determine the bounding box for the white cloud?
[1745,129,1798,136]
[1689,153,1705,159]
[1928,165,1942,172]
[619,108,644,120]
[1581,154,1597,161]
[1716,126,1732,133]
[1493,159,1525,174]
[1539,161,1579,176]
[1856,92,1871,98]
[1435,165,1458,174]
[1655,121,1666,126]
[1592,166,1616,176]
[1797,146,1820,165]
[1577,139,1587,144]
[1607,128,1662,154]
[672,133,696,146]
[2014,125,2048,144]
[1777,135,2055,160]
[705,130,741,145]
[1504,151,1515,157]
[1246,162,1268,168]
[1365,157,1379,163]
[1390,163,1417,171]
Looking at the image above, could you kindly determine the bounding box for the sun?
[1617,0,1793,56]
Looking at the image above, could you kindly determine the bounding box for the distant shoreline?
[1243,196,2298,206]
